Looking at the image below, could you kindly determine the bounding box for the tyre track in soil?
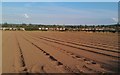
[21,32,108,73]
[24,32,119,72]
[80,42,118,50]
[22,35,79,73]
[40,36,119,53]
[78,37,118,50]
[18,32,81,73]
[24,38,78,73]
[39,37,119,58]
[22,32,112,72]
[14,34,28,73]
[32,32,118,50]
[26,33,119,59]
[25,34,113,69]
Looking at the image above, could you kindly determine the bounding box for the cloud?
[112,18,118,22]
[2,3,117,25]
[24,14,29,18]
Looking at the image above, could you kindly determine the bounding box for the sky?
[1,2,118,25]
[2,0,120,2]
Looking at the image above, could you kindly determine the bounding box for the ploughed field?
[2,31,119,73]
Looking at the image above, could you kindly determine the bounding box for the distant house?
[13,28,17,31]
[2,27,9,30]
[45,28,48,30]
[81,28,85,31]
[39,28,42,30]
[56,28,66,31]
[1,27,25,31]
[9,28,12,30]
[20,28,25,31]
[39,27,48,31]
[56,28,59,30]
[49,28,55,31]
[42,27,45,30]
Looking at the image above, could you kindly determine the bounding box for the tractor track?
[14,34,28,73]
[77,39,118,50]
[26,33,119,59]
[23,36,80,73]
[23,33,119,72]
[41,36,119,53]
[26,34,107,62]
[23,34,110,73]
[32,32,118,50]
[3,31,119,73]
[38,37,119,58]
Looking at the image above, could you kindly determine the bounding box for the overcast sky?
[2,2,118,25]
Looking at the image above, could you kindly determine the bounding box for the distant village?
[0,23,120,33]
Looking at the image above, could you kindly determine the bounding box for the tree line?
[1,22,120,32]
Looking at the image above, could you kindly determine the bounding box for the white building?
[20,28,25,31]
[45,28,48,30]
[13,28,17,30]
[9,28,12,30]
[39,28,42,30]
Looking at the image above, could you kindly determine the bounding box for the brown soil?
[2,31,119,73]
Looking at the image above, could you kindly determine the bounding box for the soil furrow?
[14,34,28,73]
[23,33,113,73]
[40,36,119,53]
[27,34,119,59]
